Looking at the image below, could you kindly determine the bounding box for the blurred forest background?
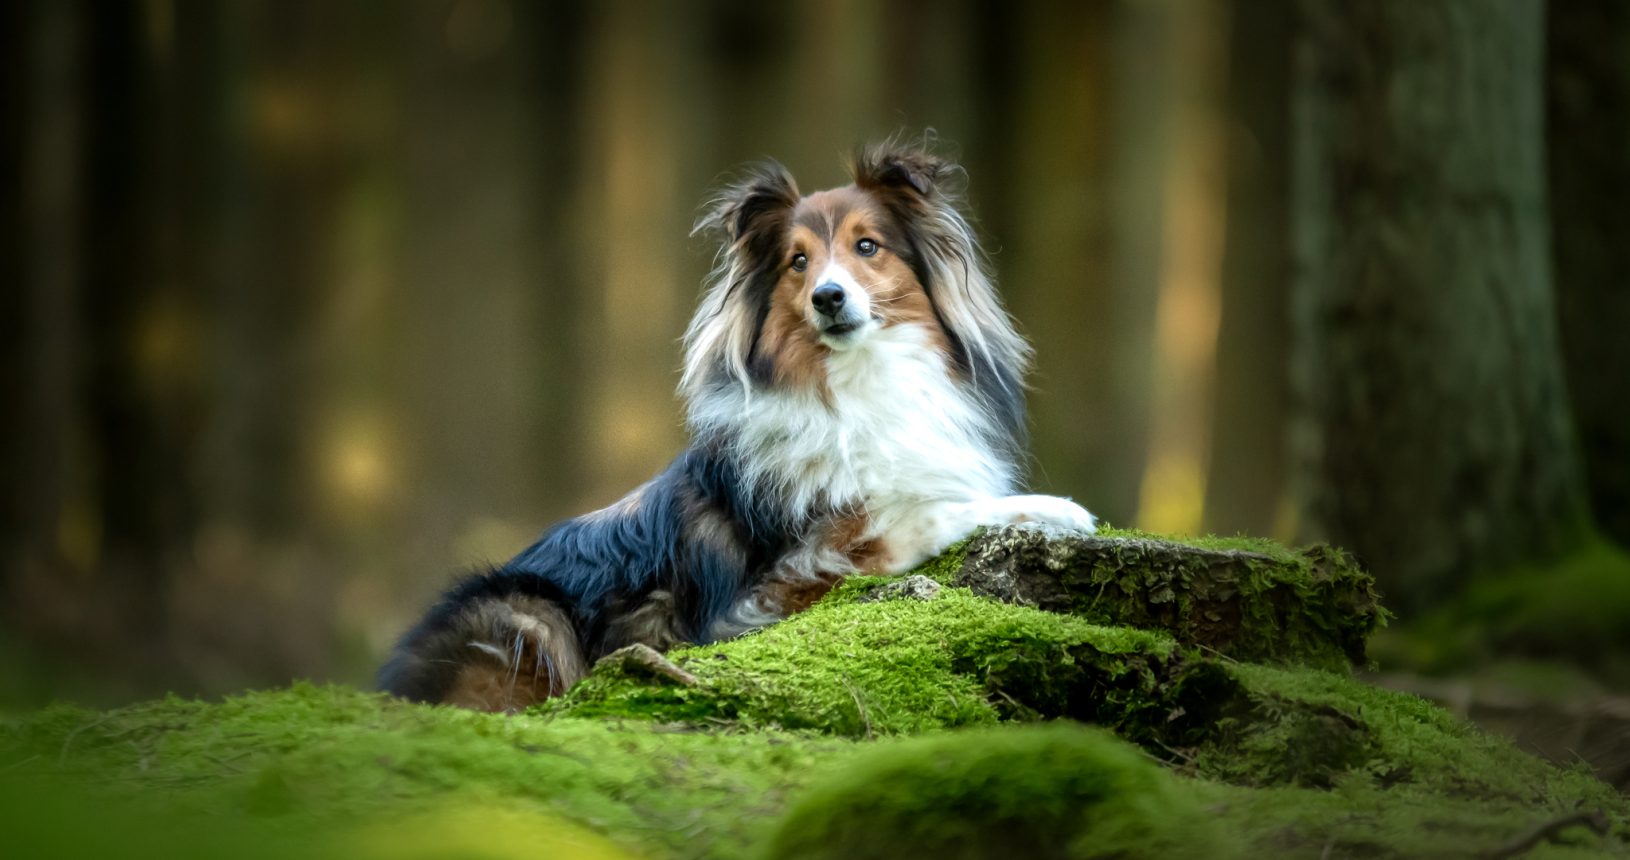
[2,0,1627,778]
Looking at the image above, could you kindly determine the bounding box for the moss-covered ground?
[4,532,1628,859]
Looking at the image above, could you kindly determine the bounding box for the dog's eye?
[856,238,878,257]
[791,253,808,272]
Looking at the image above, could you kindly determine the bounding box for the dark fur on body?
[379,449,790,709]
[380,139,1068,713]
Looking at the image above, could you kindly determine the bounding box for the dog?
[379,139,1097,712]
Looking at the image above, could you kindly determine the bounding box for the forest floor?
[1366,538,1630,792]
[3,526,1628,859]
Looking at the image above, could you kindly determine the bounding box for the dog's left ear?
[853,142,954,200]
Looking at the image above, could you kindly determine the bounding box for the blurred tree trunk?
[984,0,1168,527]
[880,0,978,151]
[1204,0,1291,539]
[2,1,89,683]
[200,0,336,541]
[77,0,198,672]
[571,0,699,505]
[1547,0,1630,547]
[388,0,590,586]
[999,1,1116,510]
[520,0,590,525]
[1,1,39,584]
[1290,0,1587,612]
[0,4,21,434]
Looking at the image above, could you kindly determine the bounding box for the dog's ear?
[853,141,954,200]
[683,161,799,402]
[695,160,800,246]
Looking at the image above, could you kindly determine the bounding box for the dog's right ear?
[694,160,800,247]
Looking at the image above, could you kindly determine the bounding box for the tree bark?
[1546,0,1630,547]
[78,0,189,662]
[0,0,70,605]
[1289,0,1587,612]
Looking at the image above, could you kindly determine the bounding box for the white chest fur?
[693,324,1017,519]
[692,323,1098,640]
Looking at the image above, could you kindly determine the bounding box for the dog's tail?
[378,570,588,713]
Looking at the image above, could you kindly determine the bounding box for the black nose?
[812,283,846,316]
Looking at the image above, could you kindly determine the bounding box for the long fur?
[380,138,1095,712]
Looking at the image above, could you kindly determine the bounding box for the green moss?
[1095,526,1307,564]
[4,684,850,860]
[1181,664,1630,857]
[1,770,645,860]
[7,669,1626,860]
[1197,781,1622,860]
[4,534,1627,859]
[900,535,974,583]
[554,586,1210,741]
[1213,665,1615,796]
[763,723,1236,860]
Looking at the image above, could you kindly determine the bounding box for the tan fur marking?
[755,571,845,617]
[447,596,588,713]
[443,663,543,713]
[760,226,831,392]
[826,508,889,573]
[828,199,948,354]
[750,508,893,619]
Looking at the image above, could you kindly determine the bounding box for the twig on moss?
[57,713,119,766]
[1151,738,1195,765]
[1196,642,1242,665]
[1486,810,1609,859]
[1,754,40,773]
[841,675,873,739]
[596,643,698,686]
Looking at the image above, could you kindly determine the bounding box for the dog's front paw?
[1011,494,1098,533]
[977,494,1098,535]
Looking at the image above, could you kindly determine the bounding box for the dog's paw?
[987,494,1098,535]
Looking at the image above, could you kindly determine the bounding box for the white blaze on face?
[812,260,874,349]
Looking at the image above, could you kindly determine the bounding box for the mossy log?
[951,525,1385,670]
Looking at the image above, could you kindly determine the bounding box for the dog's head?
[685,138,1030,423]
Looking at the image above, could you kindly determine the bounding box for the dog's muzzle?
[812,282,866,336]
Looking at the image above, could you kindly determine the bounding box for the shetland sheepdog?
[380,139,1097,712]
